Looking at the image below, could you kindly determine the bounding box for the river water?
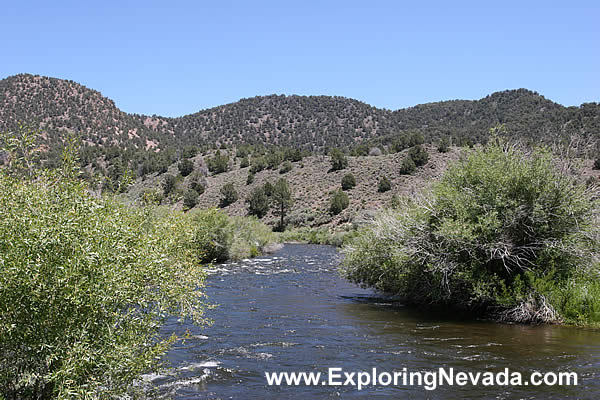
[147,244,600,399]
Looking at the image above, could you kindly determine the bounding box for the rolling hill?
[1,73,598,158]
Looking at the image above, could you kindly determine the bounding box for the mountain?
[147,89,600,151]
[0,73,598,172]
[0,74,166,152]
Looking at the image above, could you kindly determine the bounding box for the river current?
[145,244,600,399]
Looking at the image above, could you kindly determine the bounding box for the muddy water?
[146,244,600,399]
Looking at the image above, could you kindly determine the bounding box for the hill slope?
[1,74,598,156]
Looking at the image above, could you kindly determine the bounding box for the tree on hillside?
[246,186,270,218]
[341,173,356,190]
[271,178,293,231]
[188,171,205,194]
[329,148,348,171]
[162,174,177,196]
[250,156,267,173]
[408,145,429,167]
[208,150,229,174]
[399,156,416,175]
[329,189,350,215]
[378,176,391,192]
[182,145,199,159]
[263,181,274,197]
[438,137,450,153]
[183,188,199,210]
[178,158,194,177]
[219,182,238,207]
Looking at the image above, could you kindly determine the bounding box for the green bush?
[438,137,450,153]
[228,216,277,260]
[178,158,194,176]
[188,171,205,194]
[266,151,283,170]
[279,160,293,174]
[280,227,356,247]
[190,208,233,263]
[250,156,267,173]
[246,186,270,218]
[408,144,429,167]
[0,172,206,399]
[207,150,229,174]
[183,188,200,210]
[399,156,416,175]
[219,182,238,207]
[329,189,350,215]
[377,176,391,192]
[594,157,600,170]
[341,173,356,190]
[162,173,177,195]
[190,209,277,262]
[329,148,348,171]
[262,181,274,197]
[341,142,600,325]
[246,171,255,185]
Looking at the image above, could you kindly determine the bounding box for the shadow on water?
[147,244,600,399]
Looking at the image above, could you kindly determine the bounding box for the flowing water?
[146,244,600,399]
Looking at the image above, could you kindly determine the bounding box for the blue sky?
[1,1,598,117]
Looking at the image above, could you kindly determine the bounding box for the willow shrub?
[0,172,207,399]
[341,142,600,325]
[189,208,277,262]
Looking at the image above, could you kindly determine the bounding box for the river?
[146,244,600,399]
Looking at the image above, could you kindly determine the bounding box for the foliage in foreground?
[0,171,208,399]
[341,142,600,325]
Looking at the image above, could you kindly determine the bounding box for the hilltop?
[1,74,598,158]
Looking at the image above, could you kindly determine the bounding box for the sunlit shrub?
[341,141,600,324]
[0,171,207,398]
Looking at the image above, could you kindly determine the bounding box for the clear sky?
[1,1,598,117]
